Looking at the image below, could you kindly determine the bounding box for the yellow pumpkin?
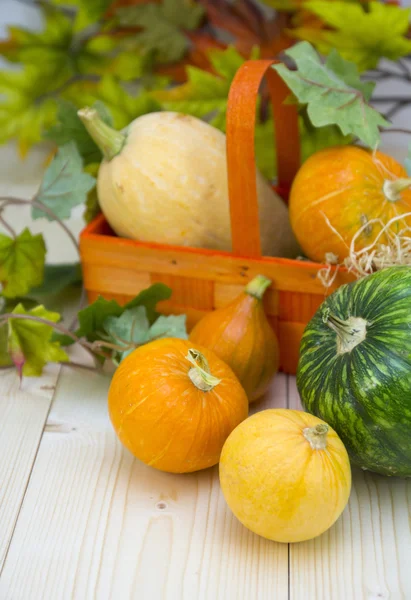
[189,275,279,402]
[108,338,248,473]
[219,409,351,543]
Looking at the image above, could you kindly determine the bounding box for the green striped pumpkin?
[297,266,411,477]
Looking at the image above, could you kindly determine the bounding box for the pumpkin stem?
[383,177,411,202]
[245,275,272,300]
[323,310,367,354]
[186,349,221,392]
[303,423,329,450]
[77,107,126,161]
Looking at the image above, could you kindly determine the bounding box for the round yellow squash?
[78,108,299,257]
[219,409,351,543]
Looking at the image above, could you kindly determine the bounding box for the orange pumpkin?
[108,338,248,473]
[189,275,279,402]
[289,145,411,263]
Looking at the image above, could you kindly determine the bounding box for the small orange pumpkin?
[289,145,411,263]
[108,338,248,473]
[189,275,279,403]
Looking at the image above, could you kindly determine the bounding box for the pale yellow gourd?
[78,109,299,257]
[219,409,351,543]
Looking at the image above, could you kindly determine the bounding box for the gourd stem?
[322,309,367,354]
[303,423,329,450]
[186,349,221,392]
[383,177,411,202]
[245,275,272,300]
[77,107,126,161]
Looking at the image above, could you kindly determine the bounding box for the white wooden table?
[0,367,410,600]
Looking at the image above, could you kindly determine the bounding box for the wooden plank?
[0,366,60,571]
[288,378,411,600]
[0,370,289,600]
[150,274,214,310]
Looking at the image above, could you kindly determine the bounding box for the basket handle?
[226,60,300,258]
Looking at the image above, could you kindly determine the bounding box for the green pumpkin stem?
[186,349,221,392]
[323,310,367,354]
[77,107,126,161]
[303,423,329,450]
[245,275,272,300]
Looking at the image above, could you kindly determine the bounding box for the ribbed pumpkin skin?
[289,146,411,263]
[108,338,248,473]
[189,293,279,402]
[297,266,411,477]
[219,409,351,543]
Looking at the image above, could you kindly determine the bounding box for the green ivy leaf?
[44,100,113,164]
[33,141,96,221]
[7,303,69,377]
[117,0,205,64]
[0,229,46,299]
[293,1,411,72]
[32,263,82,296]
[105,308,187,364]
[149,314,187,341]
[273,42,389,148]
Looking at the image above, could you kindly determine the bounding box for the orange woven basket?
[79,59,355,374]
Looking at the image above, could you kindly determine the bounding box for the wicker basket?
[79,59,355,374]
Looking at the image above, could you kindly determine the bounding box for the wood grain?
[0,366,60,571]
[287,378,411,600]
[0,371,289,600]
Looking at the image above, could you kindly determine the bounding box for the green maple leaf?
[117,0,205,64]
[0,66,60,155]
[0,6,73,79]
[7,304,69,377]
[273,42,389,148]
[65,75,161,129]
[0,229,46,299]
[50,0,112,31]
[155,46,256,131]
[293,1,411,72]
[45,100,113,164]
[33,142,96,221]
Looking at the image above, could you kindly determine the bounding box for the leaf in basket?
[273,42,389,148]
[116,0,205,64]
[0,229,46,299]
[33,142,96,221]
[7,303,69,378]
[123,283,172,324]
[149,314,187,340]
[154,46,257,131]
[45,100,113,165]
[291,1,411,72]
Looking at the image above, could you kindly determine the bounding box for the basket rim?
[80,213,347,274]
